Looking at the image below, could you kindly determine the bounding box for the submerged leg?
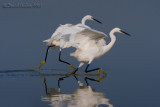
[58,75,81,93]
[84,75,106,85]
[58,76,70,93]
[84,77,99,86]
[39,45,55,69]
[42,77,48,95]
[59,48,76,69]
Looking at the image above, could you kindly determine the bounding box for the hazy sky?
[0,0,160,71]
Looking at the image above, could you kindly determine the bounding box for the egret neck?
[81,16,88,25]
[102,30,116,55]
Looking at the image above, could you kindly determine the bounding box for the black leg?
[58,76,70,92]
[71,68,79,74]
[39,45,55,69]
[58,50,70,65]
[85,64,99,73]
[58,49,77,69]
[73,75,78,81]
[85,64,106,74]
[84,77,99,86]
[58,75,79,89]
[44,45,55,62]
[42,77,48,95]
[58,75,79,93]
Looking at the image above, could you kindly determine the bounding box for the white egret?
[61,27,130,74]
[39,15,102,69]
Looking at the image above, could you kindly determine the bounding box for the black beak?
[92,18,102,24]
[120,30,131,36]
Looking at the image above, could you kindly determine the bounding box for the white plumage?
[44,24,90,49]
[61,28,107,49]
[43,15,101,49]
[61,27,130,74]
[39,15,102,69]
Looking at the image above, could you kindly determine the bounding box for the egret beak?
[120,30,131,36]
[92,18,102,24]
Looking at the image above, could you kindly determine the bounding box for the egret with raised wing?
[38,15,102,69]
[61,27,130,74]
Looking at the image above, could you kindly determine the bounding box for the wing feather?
[76,28,107,40]
[62,28,107,48]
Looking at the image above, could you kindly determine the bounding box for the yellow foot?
[67,64,77,70]
[98,68,106,75]
[98,75,106,82]
[38,61,46,69]
[58,88,61,93]
[41,77,46,83]
[65,70,71,74]
[70,69,78,74]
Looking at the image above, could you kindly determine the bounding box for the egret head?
[113,27,130,36]
[83,15,93,20]
[82,15,102,24]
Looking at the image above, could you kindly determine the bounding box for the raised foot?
[98,68,106,75]
[38,61,46,69]
[67,64,77,70]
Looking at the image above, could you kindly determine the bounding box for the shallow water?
[0,66,159,107]
[0,69,110,107]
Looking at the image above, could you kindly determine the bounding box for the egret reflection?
[41,75,113,107]
[0,68,110,106]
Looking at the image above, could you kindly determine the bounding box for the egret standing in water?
[39,15,102,69]
[61,27,130,74]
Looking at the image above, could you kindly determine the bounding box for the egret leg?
[59,48,76,69]
[58,75,70,93]
[84,76,106,85]
[73,75,84,86]
[84,77,99,86]
[85,64,106,74]
[71,62,84,74]
[71,68,79,74]
[42,77,48,95]
[39,45,55,69]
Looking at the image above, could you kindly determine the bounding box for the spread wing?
[75,28,107,40]
[43,24,88,46]
[61,28,107,48]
